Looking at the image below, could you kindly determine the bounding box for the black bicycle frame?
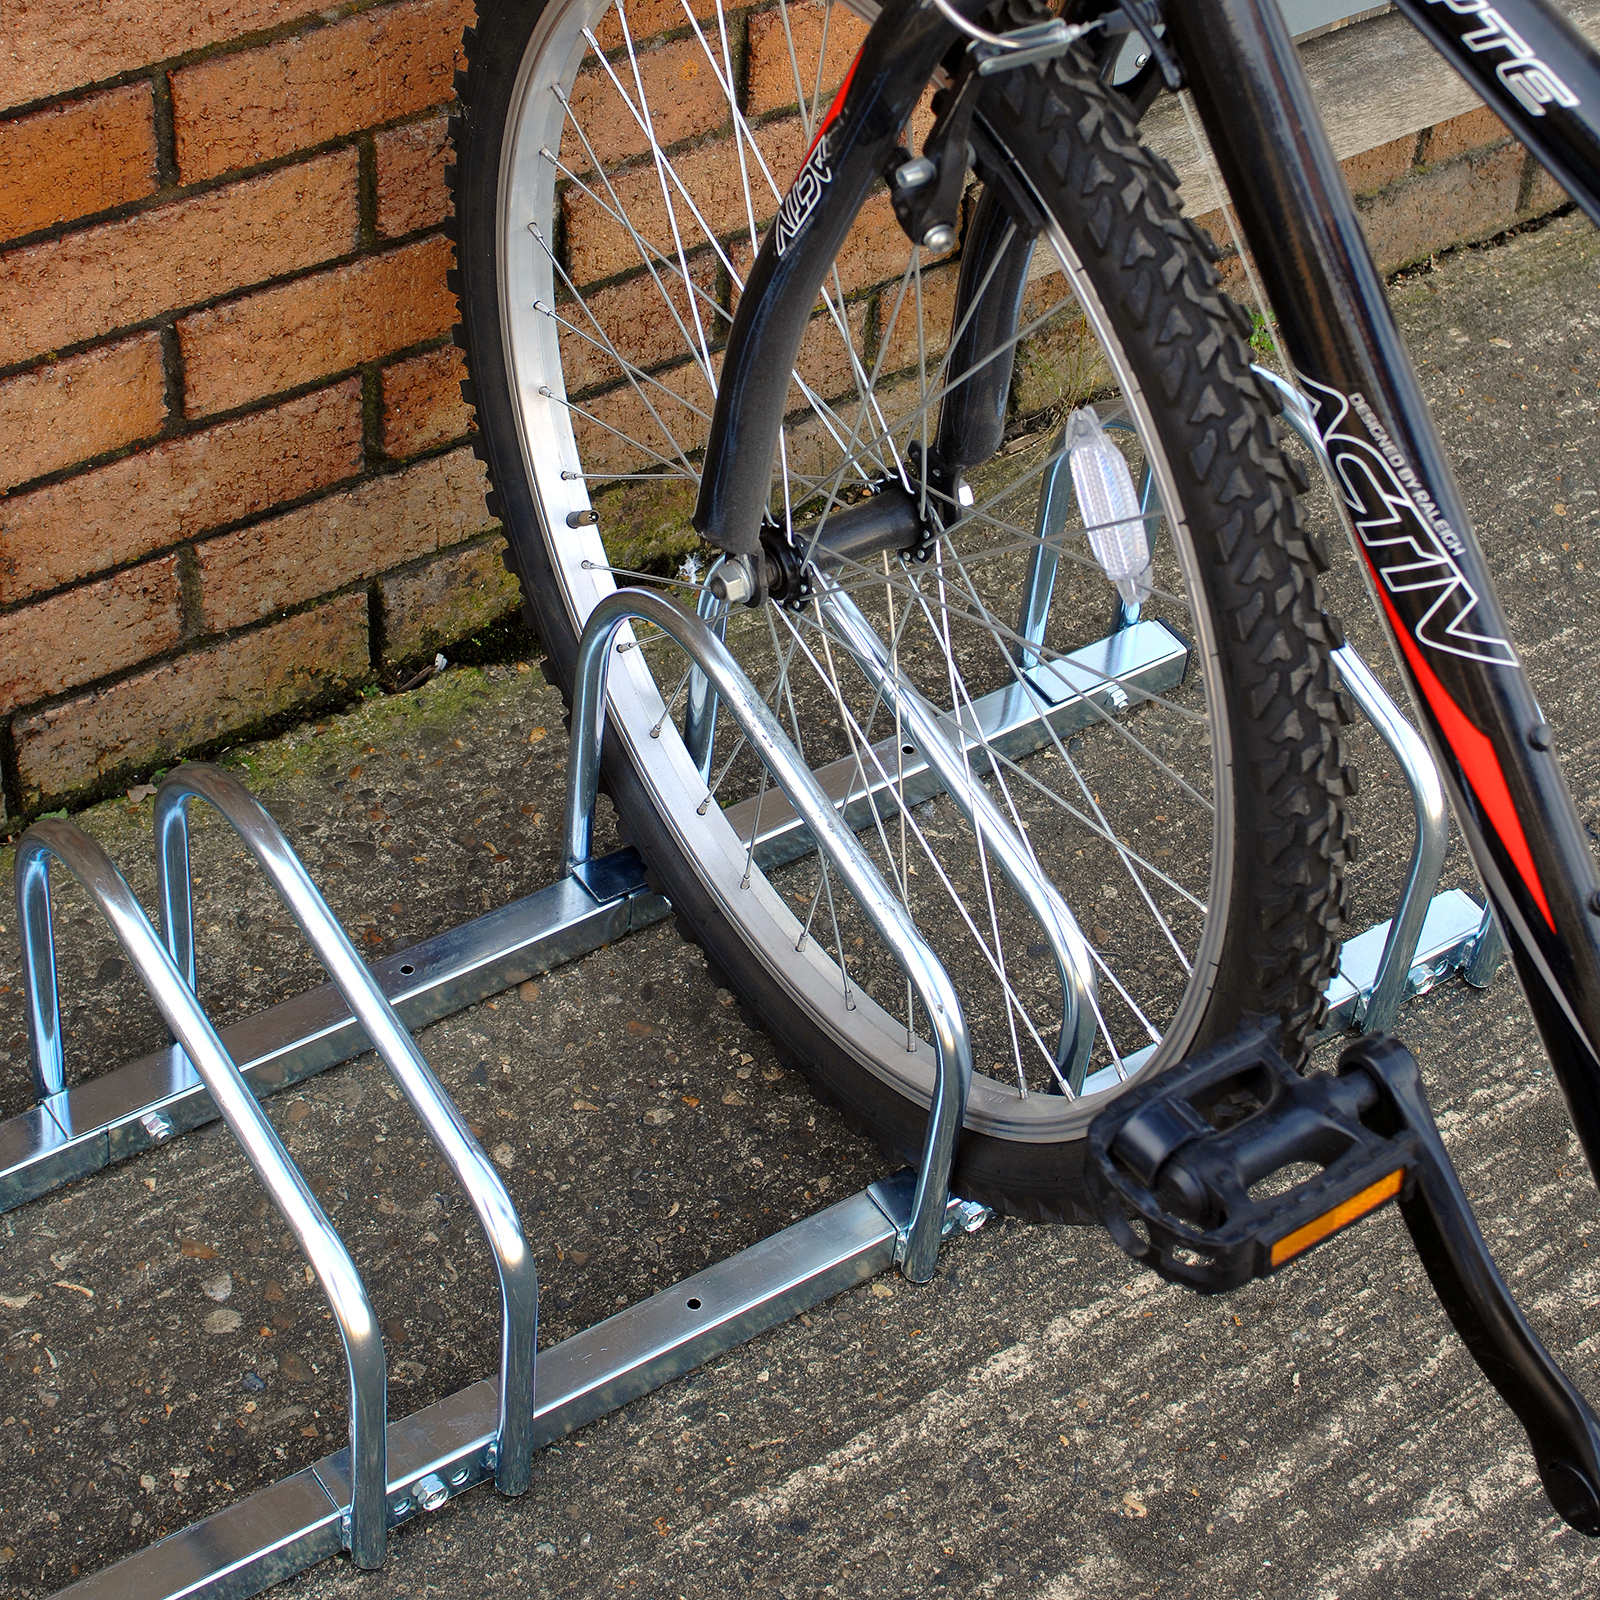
[697,0,1600,1185]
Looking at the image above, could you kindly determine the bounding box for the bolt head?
[922,223,957,253]
[1528,721,1554,750]
[1589,889,1600,914]
[414,1472,450,1512]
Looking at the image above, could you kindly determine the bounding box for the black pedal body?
[1087,1022,1410,1291]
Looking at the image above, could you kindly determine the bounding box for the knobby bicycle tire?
[447,0,1355,1219]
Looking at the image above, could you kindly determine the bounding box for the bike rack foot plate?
[1317,887,1486,1038]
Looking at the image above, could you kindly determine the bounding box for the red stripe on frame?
[1371,584,1555,930]
[806,50,863,157]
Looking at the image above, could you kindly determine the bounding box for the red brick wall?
[0,0,504,820]
[0,0,1569,824]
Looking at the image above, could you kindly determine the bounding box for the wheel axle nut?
[921,223,957,253]
[709,559,756,605]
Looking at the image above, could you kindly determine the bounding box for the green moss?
[1,662,549,876]
[593,475,704,578]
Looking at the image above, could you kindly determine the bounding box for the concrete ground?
[4,211,1600,1599]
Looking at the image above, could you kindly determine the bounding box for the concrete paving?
[3,210,1600,1599]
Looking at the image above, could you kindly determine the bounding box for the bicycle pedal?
[1091,1027,1600,1536]
[1086,1022,1415,1292]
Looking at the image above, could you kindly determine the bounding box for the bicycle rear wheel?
[450,0,1354,1217]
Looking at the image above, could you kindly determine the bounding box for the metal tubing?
[685,557,730,784]
[1015,416,1152,668]
[1464,903,1509,989]
[13,819,390,1569]
[728,619,1189,873]
[15,846,65,1101]
[816,584,1100,1089]
[564,588,972,1282]
[0,855,662,1216]
[151,765,539,1497]
[1014,426,1070,671]
[1255,360,1465,1030]
[1251,362,1335,484]
[1332,646,1451,1035]
[57,1178,986,1600]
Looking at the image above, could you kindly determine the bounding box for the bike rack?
[0,506,1506,1596]
[564,587,976,1283]
[11,591,988,1600]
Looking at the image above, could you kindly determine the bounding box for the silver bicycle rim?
[493,0,1236,1139]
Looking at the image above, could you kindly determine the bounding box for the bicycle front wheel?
[450,0,1354,1218]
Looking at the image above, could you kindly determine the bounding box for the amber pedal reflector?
[1269,1169,1405,1268]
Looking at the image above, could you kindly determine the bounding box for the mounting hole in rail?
[399,963,415,975]
[686,1297,702,1310]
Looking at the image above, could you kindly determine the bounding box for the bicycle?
[448,0,1600,1524]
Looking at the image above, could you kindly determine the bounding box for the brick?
[561,34,728,175]
[382,345,472,457]
[0,149,358,370]
[178,235,454,416]
[1339,131,1418,199]
[197,446,493,630]
[747,0,869,119]
[14,593,370,804]
[827,190,954,303]
[1014,271,1111,418]
[557,255,723,395]
[1421,104,1512,167]
[0,333,165,492]
[1,380,363,603]
[0,83,158,242]
[591,0,729,53]
[375,113,450,238]
[378,534,520,664]
[1359,141,1526,274]
[171,0,471,185]
[563,115,805,285]
[2,0,316,109]
[785,295,868,416]
[1525,154,1569,218]
[0,553,182,712]
[877,262,959,379]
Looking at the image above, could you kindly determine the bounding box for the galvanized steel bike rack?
[1255,364,1507,1034]
[1,521,1505,1596]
